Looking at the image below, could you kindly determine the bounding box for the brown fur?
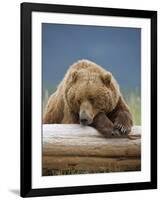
[91,112,114,137]
[43,59,133,136]
[92,112,137,139]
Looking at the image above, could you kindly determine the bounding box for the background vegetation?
[43,87,141,125]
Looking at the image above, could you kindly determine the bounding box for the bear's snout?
[80,118,89,125]
[79,100,94,126]
[79,110,93,125]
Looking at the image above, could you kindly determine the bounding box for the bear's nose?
[80,118,88,125]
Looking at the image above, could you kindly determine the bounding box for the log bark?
[42,125,141,175]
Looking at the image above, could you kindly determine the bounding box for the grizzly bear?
[43,60,133,137]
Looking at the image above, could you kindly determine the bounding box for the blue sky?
[42,23,141,92]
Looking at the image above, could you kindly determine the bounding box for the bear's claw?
[113,122,130,135]
[111,129,120,136]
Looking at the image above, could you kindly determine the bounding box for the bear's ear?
[69,70,78,83]
[101,72,112,85]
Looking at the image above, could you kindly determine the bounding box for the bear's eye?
[89,98,95,104]
[78,99,81,104]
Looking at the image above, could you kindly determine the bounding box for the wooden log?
[42,125,141,175]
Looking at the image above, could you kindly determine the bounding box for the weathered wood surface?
[43,125,141,175]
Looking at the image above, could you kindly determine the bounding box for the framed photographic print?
[21,2,157,197]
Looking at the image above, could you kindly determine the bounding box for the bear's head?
[65,68,120,125]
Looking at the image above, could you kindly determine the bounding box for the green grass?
[43,167,141,176]
[122,88,141,125]
[43,87,141,125]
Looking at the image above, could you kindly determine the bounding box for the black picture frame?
[20,2,157,197]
